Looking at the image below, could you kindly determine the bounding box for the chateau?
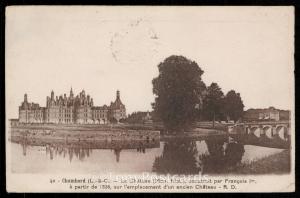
[18,88,126,124]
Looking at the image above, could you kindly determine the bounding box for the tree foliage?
[152,55,245,130]
[109,117,118,124]
[223,90,244,122]
[152,55,206,132]
[121,111,148,124]
[202,82,224,121]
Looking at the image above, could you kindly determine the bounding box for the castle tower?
[24,93,28,103]
[70,87,74,98]
[87,95,90,104]
[116,90,120,100]
[51,90,54,100]
[90,98,94,106]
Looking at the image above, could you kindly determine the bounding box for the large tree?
[152,55,206,132]
[223,90,244,122]
[202,82,224,127]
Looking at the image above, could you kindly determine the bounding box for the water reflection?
[114,148,121,162]
[15,137,155,163]
[22,139,27,156]
[201,137,245,174]
[153,136,246,175]
[153,139,200,174]
[11,134,286,175]
[137,142,146,153]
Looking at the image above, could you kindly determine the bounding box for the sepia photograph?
[5,6,294,192]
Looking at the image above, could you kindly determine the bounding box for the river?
[10,136,285,175]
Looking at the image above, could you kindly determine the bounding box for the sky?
[6,6,294,118]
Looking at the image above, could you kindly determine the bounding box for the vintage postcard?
[5,6,294,192]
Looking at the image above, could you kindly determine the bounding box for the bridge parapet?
[229,121,290,140]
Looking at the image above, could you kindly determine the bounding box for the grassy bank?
[9,125,161,143]
[10,123,227,141]
[10,123,163,131]
[236,149,291,174]
[10,121,228,132]
[161,129,227,141]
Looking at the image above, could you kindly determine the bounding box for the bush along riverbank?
[235,149,291,174]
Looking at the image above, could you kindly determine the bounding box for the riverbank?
[9,123,226,142]
[9,128,160,143]
[161,129,227,141]
[236,149,291,174]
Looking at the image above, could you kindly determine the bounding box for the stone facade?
[19,88,126,124]
[109,91,126,122]
[258,107,279,121]
[243,107,289,122]
[19,94,45,123]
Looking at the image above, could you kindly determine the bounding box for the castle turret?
[24,93,28,103]
[46,96,50,107]
[70,87,74,98]
[87,95,90,105]
[51,90,54,100]
[116,90,120,100]
[90,98,94,106]
[109,90,126,122]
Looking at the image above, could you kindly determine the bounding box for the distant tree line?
[152,55,244,132]
[202,83,244,125]
[120,111,148,124]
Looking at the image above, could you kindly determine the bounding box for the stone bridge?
[228,121,290,141]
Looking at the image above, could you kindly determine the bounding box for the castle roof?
[110,97,125,109]
[92,105,109,110]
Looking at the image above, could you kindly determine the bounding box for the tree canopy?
[152,55,206,132]
[202,82,224,122]
[121,111,149,124]
[223,90,244,122]
[152,55,245,131]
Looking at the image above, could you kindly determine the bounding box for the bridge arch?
[263,125,273,138]
[245,126,251,135]
[250,126,260,137]
[276,125,288,140]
